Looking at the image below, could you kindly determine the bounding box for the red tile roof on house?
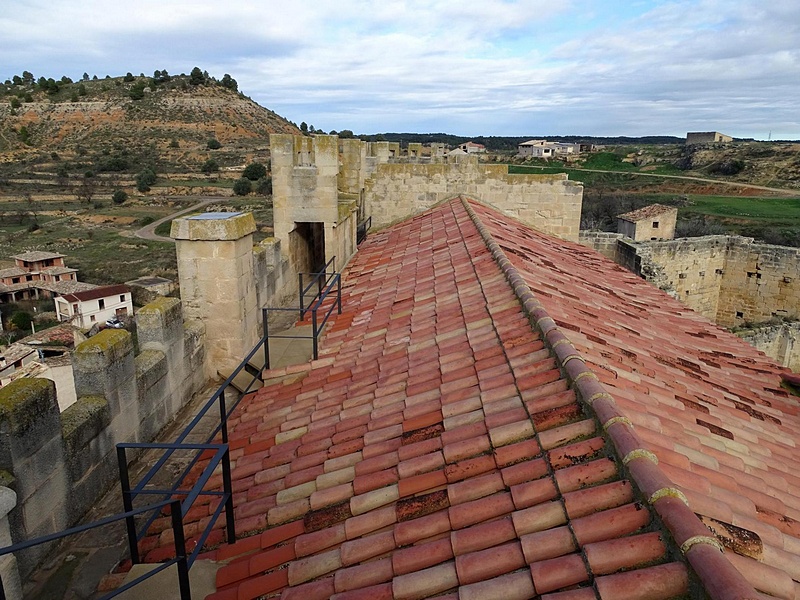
[60,284,129,303]
[143,197,800,600]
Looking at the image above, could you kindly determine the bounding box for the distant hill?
[0,71,300,155]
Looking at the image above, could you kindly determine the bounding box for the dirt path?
[133,197,225,242]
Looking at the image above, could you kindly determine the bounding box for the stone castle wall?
[716,238,800,327]
[365,155,584,241]
[736,323,800,372]
[584,233,800,328]
[0,298,206,577]
[581,232,800,367]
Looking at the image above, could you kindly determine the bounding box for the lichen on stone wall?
[61,396,110,453]
[0,378,56,435]
[75,328,132,361]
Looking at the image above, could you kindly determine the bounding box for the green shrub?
[242,162,267,181]
[233,178,252,196]
[207,138,221,150]
[256,177,272,195]
[112,190,128,204]
[136,167,157,192]
[201,159,219,174]
[10,311,32,331]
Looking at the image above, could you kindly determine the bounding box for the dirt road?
[134,197,223,242]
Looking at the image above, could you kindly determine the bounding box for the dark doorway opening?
[293,222,326,274]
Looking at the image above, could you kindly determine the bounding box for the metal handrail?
[264,267,342,367]
[0,499,191,600]
[299,256,336,319]
[0,259,347,600]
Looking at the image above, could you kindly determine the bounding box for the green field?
[679,195,800,222]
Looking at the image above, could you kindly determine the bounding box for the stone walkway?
[21,315,315,600]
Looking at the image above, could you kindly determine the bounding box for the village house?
[53,284,132,329]
[686,131,733,145]
[0,343,38,386]
[457,141,486,153]
[517,139,582,158]
[0,251,95,303]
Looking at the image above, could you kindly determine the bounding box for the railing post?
[337,275,342,315]
[298,272,305,319]
[169,500,191,600]
[221,447,236,545]
[312,309,319,360]
[219,389,228,445]
[262,308,271,371]
[117,446,140,564]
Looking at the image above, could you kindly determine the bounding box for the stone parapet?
[170,211,255,241]
[173,212,258,374]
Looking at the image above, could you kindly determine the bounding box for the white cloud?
[2,0,799,138]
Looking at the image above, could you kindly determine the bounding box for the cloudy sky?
[2,0,799,139]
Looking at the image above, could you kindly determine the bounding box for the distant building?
[0,251,95,302]
[617,204,678,241]
[517,139,582,158]
[54,284,132,329]
[0,343,38,386]
[458,141,486,153]
[686,131,733,145]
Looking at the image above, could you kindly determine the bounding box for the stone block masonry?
[365,155,583,241]
[0,297,206,578]
[172,212,259,376]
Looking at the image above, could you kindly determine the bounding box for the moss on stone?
[0,470,16,488]
[61,396,109,452]
[75,329,133,362]
[338,200,357,223]
[0,378,56,434]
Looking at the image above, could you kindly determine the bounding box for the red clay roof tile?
[139,197,800,599]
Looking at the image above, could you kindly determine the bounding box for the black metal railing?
[0,335,283,599]
[263,259,342,368]
[357,216,372,245]
[0,259,347,599]
[299,256,336,320]
[0,499,190,600]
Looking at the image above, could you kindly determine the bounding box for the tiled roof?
[141,197,799,600]
[40,266,77,275]
[60,284,127,302]
[0,267,28,279]
[616,204,677,222]
[11,251,65,262]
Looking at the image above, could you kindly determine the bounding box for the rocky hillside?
[0,71,300,160]
[678,142,800,189]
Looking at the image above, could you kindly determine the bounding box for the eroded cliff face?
[0,79,300,155]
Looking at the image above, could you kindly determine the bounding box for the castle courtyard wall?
[365,157,583,241]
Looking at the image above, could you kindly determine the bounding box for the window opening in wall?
[90,315,96,322]
[120,295,125,302]
[699,271,705,277]
[99,299,105,309]
[652,221,659,228]
[736,311,744,318]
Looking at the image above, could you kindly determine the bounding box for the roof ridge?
[458,196,759,600]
